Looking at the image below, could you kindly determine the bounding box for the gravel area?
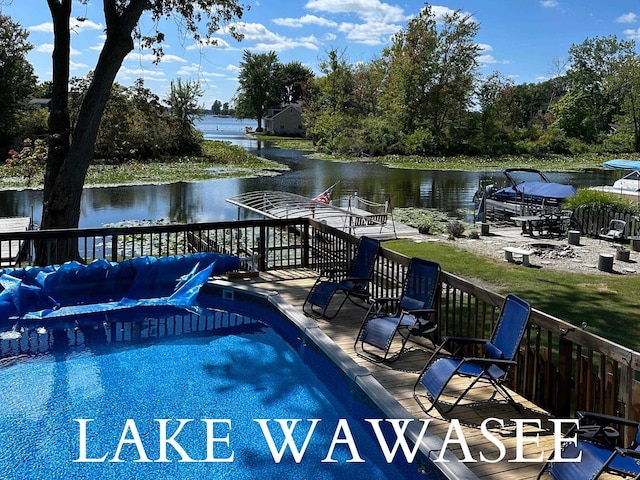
[415,227,639,275]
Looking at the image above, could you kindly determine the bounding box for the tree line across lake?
[5,4,640,171]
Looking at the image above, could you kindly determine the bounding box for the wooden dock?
[0,216,32,267]
[234,269,611,480]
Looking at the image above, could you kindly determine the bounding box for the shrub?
[446,220,466,238]
[564,188,638,215]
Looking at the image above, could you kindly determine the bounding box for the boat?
[474,168,577,218]
[590,159,640,202]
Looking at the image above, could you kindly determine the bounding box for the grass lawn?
[385,238,640,351]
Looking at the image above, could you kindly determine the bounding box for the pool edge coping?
[208,279,478,480]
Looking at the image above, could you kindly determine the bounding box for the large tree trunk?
[36,0,146,265]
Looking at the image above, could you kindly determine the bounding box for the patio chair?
[303,236,380,319]
[600,219,626,243]
[413,293,531,414]
[537,411,640,480]
[353,257,441,363]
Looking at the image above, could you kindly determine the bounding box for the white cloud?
[305,0,410,23]
[338,21,402,45]
[34,43,82,56]
[617,13,638,23]
[29,18,103,34]
[273,14,338,28]
[125,52,187,63]
[176,64,227,78]
[478,54,498,66]
[186,37,234,50]
[623,27,640,40]
[228,22,322,51]
[117,66,166,79]
[540,0,558,8]
[70,60,90,71]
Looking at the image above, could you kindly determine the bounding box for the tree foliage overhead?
[0,9,36,155]
[38,0,246,264]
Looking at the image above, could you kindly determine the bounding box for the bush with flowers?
[4,138,47,186]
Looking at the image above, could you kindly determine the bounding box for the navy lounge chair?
[354,257,441,362]
[537,411,640,480]
[303,236,380,319]
[413,293,531,414]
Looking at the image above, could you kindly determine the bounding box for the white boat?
[590,160,640,202]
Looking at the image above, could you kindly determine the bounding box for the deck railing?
[1,217,639,423]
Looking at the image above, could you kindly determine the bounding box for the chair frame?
[537,411,640,480]
[302,236,380,319]
[413,293,531,414]
[599,219,627,244]
[354,257,441,363]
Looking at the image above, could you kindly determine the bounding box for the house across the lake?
[264,103,304,136]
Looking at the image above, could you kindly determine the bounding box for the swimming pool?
[0,281,454,479]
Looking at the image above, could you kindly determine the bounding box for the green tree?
[302,49,360,151]
[0,10,37,155]
[277,61,314,104]
[475,72,523,154]
[38,0,245,264]
[380,3,480,153]
[211,99,222,115]
[553,35,636,143]
[165,78,204,153]
[609,54,640,152]
[234,50,282,131]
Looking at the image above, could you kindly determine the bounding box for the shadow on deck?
[234,269,570,480]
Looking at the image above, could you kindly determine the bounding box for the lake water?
[0,116,616,228]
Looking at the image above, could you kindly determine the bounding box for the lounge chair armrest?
[405,308,436,319]
[462,357,517,367]
[343,276,371,283]
[437,336,487,356]
[577,411,640,429]
[614,446,640,459]
[442,335,486,346]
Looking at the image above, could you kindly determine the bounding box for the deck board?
[234,270,578,479]
[0,217,31,267]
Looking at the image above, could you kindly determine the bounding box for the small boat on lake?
[590,159,640,202]
[474,168,576,218]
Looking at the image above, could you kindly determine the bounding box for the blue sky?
[3,1,640,109]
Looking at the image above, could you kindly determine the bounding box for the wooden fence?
[570,206,639,239]
[1,217,639,423]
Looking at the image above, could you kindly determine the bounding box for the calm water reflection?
[0,116,617,227]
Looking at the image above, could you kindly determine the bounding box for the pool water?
[0,304,429,479]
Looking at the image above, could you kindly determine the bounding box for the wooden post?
[557,337,573,416]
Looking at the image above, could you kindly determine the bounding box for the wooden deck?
[0,216,31,267]
[235,269,614,480]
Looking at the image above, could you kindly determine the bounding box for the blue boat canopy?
[603,159,640,171]
[511,181,577,199]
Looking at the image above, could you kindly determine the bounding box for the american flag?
[312,183,337,204]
